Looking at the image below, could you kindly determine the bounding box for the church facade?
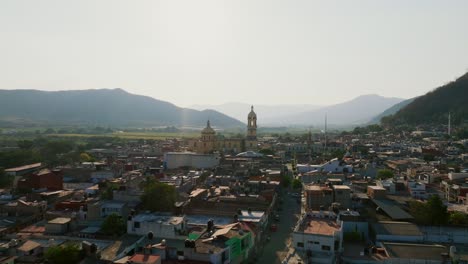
[188,106,258,154]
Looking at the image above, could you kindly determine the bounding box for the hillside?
[382,72,468,126]
[368,97,416,124]
[280,94,404,126]
[0,89,244,128]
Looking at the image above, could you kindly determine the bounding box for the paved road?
[256,191,301,264]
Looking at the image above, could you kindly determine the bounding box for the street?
[257,191,301,264]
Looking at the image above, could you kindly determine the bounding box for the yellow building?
[189,106,258,154]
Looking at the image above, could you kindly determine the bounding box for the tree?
[101,213,126,237]
[449,211,468,226]
[426,195,449,225]
[409,195,449,225]
[292,178,302,189]
[377,169,394,180]
[280,175,291,188]
[141,178,176,212]
[44,244,82,264]
[17,140,34,150]
[79,152,94,162]
[259,149,275,156]
[0,168,14,188]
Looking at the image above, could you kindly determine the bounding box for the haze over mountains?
[194,95,405,126]
[2,74,465,130]
[0,89,244,128]
[191,103,323,125]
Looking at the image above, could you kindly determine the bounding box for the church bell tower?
[247,105,257,140]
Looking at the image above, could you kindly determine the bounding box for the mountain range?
[191,103,322,125]
[382,72,468,126]
[368,97,416,124]
[194,95,405,126]
[0,89,244,128]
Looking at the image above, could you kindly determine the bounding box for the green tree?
[292,178,302,189]
[101,213,126,237]
[17,140,34,150]
[449,211,468,226]
[409,195,449,225]
[79,152,94,162]
[280,175,291,188]
[0,168,14,188]
[426,195,449,225]
[44,244,82,264]
[100,186,117,200]
[259,148,275,156]
[377,169,394,180]
[141,178,176,212]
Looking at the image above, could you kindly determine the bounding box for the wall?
[292,232,338,253]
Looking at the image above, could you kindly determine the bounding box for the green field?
[45,131,200,140]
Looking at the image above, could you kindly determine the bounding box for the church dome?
[201,120,216,134]
[248,105,256,119]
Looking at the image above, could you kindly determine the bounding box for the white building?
[376,179,396,194]
[164,152,219,170]
[292,211,342,264]
[406,181,427,199]
[297,158,353,174]
[127,213,186,239]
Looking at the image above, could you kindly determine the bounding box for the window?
[134,222,140,228]
[321,245,331,251]
[297,242,304,248]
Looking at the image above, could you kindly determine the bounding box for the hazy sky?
[1,0,468,107]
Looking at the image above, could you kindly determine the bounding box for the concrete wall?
[292,232,337,253]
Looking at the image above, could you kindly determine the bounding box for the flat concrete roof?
[373,221,422,237]
[383,242,447,260]
[48,217,71,225]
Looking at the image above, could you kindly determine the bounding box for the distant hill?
[0,89,244,128]
[279,94,405,126]
[368,97,416,124]
[191,102,322,125]
[382,72,468,126]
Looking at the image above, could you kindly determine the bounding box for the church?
[188,106,258,154]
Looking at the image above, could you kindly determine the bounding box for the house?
[304,185,333,210]
[292,211,342,264]
[16,240,42,257]
[5,163,42,177]
[127,213,186,238]
[333,185,351,209]
[184,222,254,264]
[87,200,131,221]
[297,158,353,174]
[367,186,386,199]
[45,217,74,234]
[17,168,63,191]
